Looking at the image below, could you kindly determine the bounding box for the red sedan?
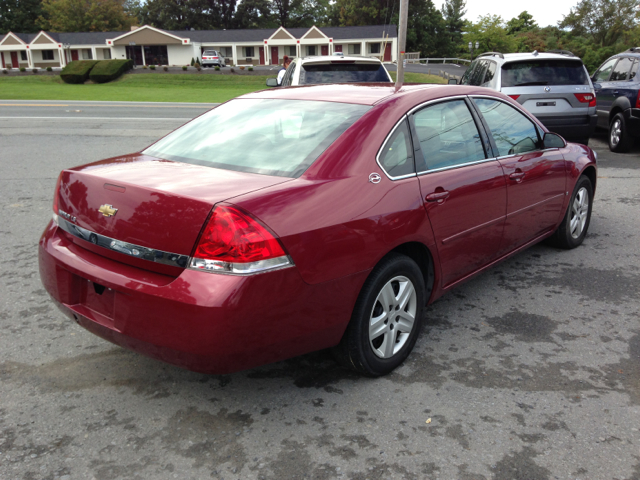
[39,84,597,376]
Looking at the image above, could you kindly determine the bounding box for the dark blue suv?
[592,48,640,152]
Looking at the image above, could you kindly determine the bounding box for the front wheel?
[609,113,633,153]
[333,253,426,376]
[546,175,593,249]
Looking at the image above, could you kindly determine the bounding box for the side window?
[469,60,488,86]
[460,60,479,85]
[378,118,415,177]
[412,99,486,171]
[610,57,634,81]
[473,98,540,156]
[482,61,497,88]
[593,57,617,82]
[631,59,639,80]
[282,61,296,86]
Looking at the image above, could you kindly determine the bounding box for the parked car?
[39,84,597,376]
[201,50,225,68]
[591,47,640,152]
[459,51,597,145]
[266,56,392,87]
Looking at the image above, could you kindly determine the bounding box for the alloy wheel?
[369,276,417,359]
[570,187,589,239]
[610,119,622,148]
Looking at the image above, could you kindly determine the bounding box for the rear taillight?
[636,90,640,108]
[574,92,596,107]
[213,56,218,59]
[52,172,62,214]
[189,205,291,274]
[508,95,520,101]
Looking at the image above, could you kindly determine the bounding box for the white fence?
[408,57,471,64]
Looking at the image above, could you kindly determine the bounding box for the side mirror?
[448,78,458,85]
[543,132,566,149]
[266,78,278,87]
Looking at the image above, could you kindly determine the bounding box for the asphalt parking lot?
[1,100,639,480]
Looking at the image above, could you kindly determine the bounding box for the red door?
[71,50,79,61]
[10,52,19,68]
[259,47,264,65]
[334,45,342,53]
[1,53,5,68]
[321,45,328,56]
[384,44,391,62]
[271,46,279,65]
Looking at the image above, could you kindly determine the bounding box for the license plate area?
[80,279,115,320]
[537,101,556,107]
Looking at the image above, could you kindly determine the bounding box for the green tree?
[463,15,517,54]
[441,0,465,55]
[233,0,274,28]
[559,0,639,47]
[334,0,389,26]
[507,11,537,35]
[39,0,133,31]
[400,0,450,57]
[0,0,43,33]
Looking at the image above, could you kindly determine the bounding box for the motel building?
[0,24,398,69]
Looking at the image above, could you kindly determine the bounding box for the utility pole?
[395,0,409,91]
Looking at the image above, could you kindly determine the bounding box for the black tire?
[546,175,593,249]
[333,253,426,376]
[609,113,633,153]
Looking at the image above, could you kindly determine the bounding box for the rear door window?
[473,98,540,156]
[469,60,488,86]
[412,99,486,171]
[483,61,497,88]
[460,60,479,85]
[377,118,415,177]
[501,59,589,86]
[299,63,390,84]
[610,57,634,81]
[631,59,639,80]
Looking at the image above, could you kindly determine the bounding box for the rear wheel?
[609,113,633,153]
[546,175,593,249]
[334,253,425,376]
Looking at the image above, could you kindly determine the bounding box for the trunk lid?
[56,154,291,272]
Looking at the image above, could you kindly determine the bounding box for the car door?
[410,98,507,287]
[592,57,617,127]
[471,97,566,255]
[607,57,637,111]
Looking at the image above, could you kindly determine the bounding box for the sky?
[463,0,580,28]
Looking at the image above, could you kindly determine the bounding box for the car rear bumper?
[39,220,364,374]
[536,113,598,140]
[202,60,223,66]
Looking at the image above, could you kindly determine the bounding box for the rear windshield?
[203,50,217,55]
[501,60,589,87]
[143,99,370,178]
[300,63,391,84]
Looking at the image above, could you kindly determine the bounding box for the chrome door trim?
[375,115,418,181]
[406,95,469,116]
[417,157,500,176]
[54,213,190,269]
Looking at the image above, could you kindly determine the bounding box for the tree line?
[1,0,638,72]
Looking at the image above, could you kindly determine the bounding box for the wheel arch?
[581,165,597,196]
[609,96,631,123]
[387,242,436,305]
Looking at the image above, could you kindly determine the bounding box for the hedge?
[88,59,134,84]
[60,60,99,84]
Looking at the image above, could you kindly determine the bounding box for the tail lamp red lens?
[194,206,286,263]
[508,95,520,101]
[574,92,596,107]
[52,172,62,214]
[636,90,640,108]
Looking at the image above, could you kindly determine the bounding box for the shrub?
[163,66,168,71]
[215,66,220,71]
[142,65,147,69]
[46,66,52,72]
[60,60,99,84]
[230,67,235,73]
[6,66,11,70]
[190,57,195,66]
[150,64,156,70]
[248,66,253,71]
[19,67,26,72]
[239,66,245,70]
[182,65,188,71]
[32,68,39,73]
[194,61,200,68]
[2,69,7,74]
[88,59,133,83]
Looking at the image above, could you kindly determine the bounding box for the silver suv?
[201,50,226,68]
[459,51,597,144]
[267,56,392,87]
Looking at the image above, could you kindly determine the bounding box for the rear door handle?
[509,171,525,182]
[425,191,450,202]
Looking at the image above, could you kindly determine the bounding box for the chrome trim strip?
[406,95,469,116]
[375,115,418,181]
[54,214,190,269]
[417,157,499,176]
[506,193,565,218]
[189,255,294,275]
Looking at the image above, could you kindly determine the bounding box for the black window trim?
[375,116,418,181]
[407,95,495,175]
[610,56,635,81]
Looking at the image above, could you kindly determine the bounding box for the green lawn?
[0,71,446,103]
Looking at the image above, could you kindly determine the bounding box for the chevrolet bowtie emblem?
[98,204,118,217]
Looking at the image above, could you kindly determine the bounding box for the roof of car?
[298,56,383,64]
[237,83,503,106]
[482,52,584,63]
